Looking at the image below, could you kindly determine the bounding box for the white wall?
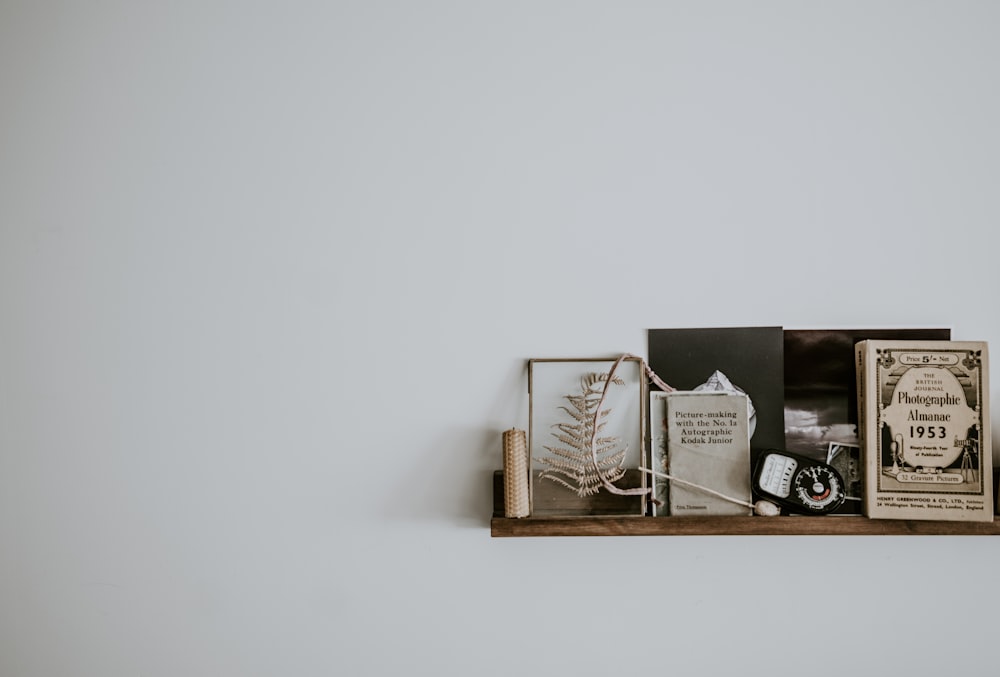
[2,2,998,675]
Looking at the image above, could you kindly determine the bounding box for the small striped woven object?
[503,429,530,518]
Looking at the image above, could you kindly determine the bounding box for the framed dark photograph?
[783,328,950,514]
[783,328,951,460]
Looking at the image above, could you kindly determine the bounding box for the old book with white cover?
[856,340,992,522]
[651,391,752,516]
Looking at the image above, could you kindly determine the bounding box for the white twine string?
[636,466,756,510]
[590,353,668,497]
[590,353,776,516]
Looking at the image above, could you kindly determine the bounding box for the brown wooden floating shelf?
[491,515,1000,537]
[491,472,1000,537]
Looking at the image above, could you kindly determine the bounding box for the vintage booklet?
[650,391,752,516]
[856,340,992,522]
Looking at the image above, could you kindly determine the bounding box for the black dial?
[793,465,845,512]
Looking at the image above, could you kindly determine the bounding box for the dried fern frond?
[538,452,589,473]
[537,371,630,498]
[581,373,625,390]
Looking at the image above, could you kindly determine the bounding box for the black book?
[647,326,786,461]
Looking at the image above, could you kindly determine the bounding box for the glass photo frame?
[528,358,647,516]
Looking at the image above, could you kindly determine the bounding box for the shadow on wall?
[381,360,527,528]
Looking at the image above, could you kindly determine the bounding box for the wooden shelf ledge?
[490,515,1000,537]
[492,471,1000,536]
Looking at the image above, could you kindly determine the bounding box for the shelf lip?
[490,515,1000,537]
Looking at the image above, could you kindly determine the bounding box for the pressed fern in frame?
[537,372,628,496]
[528,358,646,517]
